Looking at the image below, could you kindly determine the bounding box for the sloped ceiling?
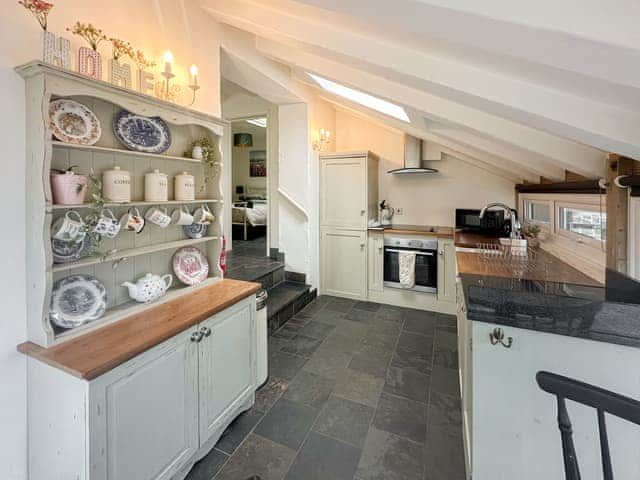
[203,0,640,181]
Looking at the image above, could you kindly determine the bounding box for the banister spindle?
[557,396,581,480]
[598,409,614,480]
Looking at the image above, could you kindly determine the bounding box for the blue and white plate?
[113,110,172,154]
[49,275,107,329]
[183,223,207,239]
[52,235,92,264]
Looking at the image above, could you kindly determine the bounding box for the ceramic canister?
[174,171,195,201]
[102,166,131,202]
[144,169,168,202]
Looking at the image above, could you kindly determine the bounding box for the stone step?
[225,253,285,289]
[266,281,316,333]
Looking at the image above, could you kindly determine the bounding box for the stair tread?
[266,281,310,317]
[225,255,285,283]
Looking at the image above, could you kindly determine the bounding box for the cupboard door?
[437,239,456,302]
[321,228,367,300]
[91,329,199,480]
[198,299,254,444]
[321,156,367,229]
[367,232,384,292]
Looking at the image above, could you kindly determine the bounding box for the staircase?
[225,249,316,333]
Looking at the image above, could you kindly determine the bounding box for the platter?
[113,110,172,154]
[49,99,101,145]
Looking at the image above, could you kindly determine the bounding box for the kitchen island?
[454,235,640,480]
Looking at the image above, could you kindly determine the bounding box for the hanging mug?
[93,208,120,238]
[193,204,214,225]
[52,210,86,242]
[120,208,145,233]
[145,207,171,228]
[171,206,194,226]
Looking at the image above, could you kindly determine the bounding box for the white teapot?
[122,273,173,303]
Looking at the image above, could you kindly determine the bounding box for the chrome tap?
[479,203,522,239]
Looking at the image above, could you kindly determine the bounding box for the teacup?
[171,206,194,226]
[52,210,86,242]
[193,204,215,225]
[120,208,145,233]
[93,208,120,238]
[145,207,171,228]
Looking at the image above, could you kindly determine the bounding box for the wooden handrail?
[278,187,309,220]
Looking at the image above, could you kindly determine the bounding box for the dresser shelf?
[51,235,219,273]
[50,199,222,211]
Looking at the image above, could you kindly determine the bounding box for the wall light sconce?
[313,128,331,151]
[188,64,200,106]
[160,50,175,99]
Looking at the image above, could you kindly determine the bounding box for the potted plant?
[523,223,541,248]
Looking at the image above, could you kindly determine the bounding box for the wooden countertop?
[18,279,261,380]
[368,225,454,237]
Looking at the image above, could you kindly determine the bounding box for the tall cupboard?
[320,151,378,300]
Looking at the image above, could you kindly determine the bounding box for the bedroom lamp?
[233,133,253,147]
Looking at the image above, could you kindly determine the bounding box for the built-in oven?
[383,236,438,293]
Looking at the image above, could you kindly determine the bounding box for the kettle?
[122,273,173,303]
[380,200,395,226]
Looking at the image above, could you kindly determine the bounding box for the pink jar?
[50,171,89,205]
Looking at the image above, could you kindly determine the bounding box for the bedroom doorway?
[231,117,269,258]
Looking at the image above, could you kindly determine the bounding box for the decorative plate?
[183,223,207,239]
[172,247,209,286]
[51,235,92,264]
[113,110,172,154]
[49,99,101,145]
[49,275,107,329]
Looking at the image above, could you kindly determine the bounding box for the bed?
[232,198,267,241]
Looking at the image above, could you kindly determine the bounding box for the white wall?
[0,2,221,478]
[335,110,515,226]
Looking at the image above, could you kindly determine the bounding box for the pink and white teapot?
[122,273,173,303]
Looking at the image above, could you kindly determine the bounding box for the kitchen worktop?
[368,224,454,237]
[18,279,261,379]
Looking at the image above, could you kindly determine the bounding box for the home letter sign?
[137,69,154,95]
[109,59,132,88]
[78,47,102,80]
[43,32,71,68]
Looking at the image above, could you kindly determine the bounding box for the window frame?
[555,200,606,249]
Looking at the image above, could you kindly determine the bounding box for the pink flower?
[18,0,54,30]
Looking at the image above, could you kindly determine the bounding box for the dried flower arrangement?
[66,21,107,51]
[109,37,133,61]
[18,0,54,31]
[131,50,156,71]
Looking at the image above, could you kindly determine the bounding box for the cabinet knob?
[360,209,366,216]
[438,250,444,256]
[360,243,365,249]
[200,326,212,337]
[190,331,204,343]
[489,327,513,348]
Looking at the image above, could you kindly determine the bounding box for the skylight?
[308,72,410,123]
[246,117,267,128]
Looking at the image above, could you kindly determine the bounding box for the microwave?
[455,208,506,235]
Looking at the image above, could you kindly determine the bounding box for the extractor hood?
[388,135,439,174]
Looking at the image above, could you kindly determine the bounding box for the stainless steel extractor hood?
[388,135,439,174]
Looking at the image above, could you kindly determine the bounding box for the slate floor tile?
[273,323,303,340]
[344,308,377,324]
[285,432,362,480]
[280,334,323,358]
[284,371,335,408]
[391,332,434,374]
[215,409,264,455]
[375,304,406,323]
[349,342,393,378]
[370,317,403,337]
[331,319,369,340]
[373,393,428,444]
[424,426,465,480]
[298,321,336,340]
[354,301,381,312]
[403,311,438,337]
[254,398,319,450]
[303,347,353,380]
[433,329,459,369]
[356,428,425,480]
[311,308,345,325]
[214,433,296,480]
[322,330,365,353]
[269,351,308,381]
[428,391,462,430]
[185,448,228,480]
[383,366,430,403]
[430,365,460,398]
[313,396,375,448]
[334,368,385,408]
[325,297,356,313]
[254,377,289,413]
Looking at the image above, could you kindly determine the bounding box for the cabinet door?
[456,281,472,478]
[198,299,255,444]
[321,228,367,300]
[437,239,456,302]
[367,232,384,292]
[321,156,367,229]
[90,329,199,480]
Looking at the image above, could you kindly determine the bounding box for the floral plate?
[183,223,207,239]
[49,275,107,329]
[113,110,172,154]
[172,247,209,286]
[49,99,101,145]
[51,235,92,264]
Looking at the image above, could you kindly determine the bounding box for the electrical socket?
[395,207,404,215]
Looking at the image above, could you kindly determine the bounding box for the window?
[524,200,551,224]
[557,203,606,244]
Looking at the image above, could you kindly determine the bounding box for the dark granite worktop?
[461,274,640,349]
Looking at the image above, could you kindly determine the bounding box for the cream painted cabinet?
[456,280,473,479]
[321,228,367,300]
[437,238,456,302]
[368,231,384,292]
[89,328,199,480]
[320,152,379,230]
[199,300,255,443]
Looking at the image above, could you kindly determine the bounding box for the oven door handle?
[385,249,434,256]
